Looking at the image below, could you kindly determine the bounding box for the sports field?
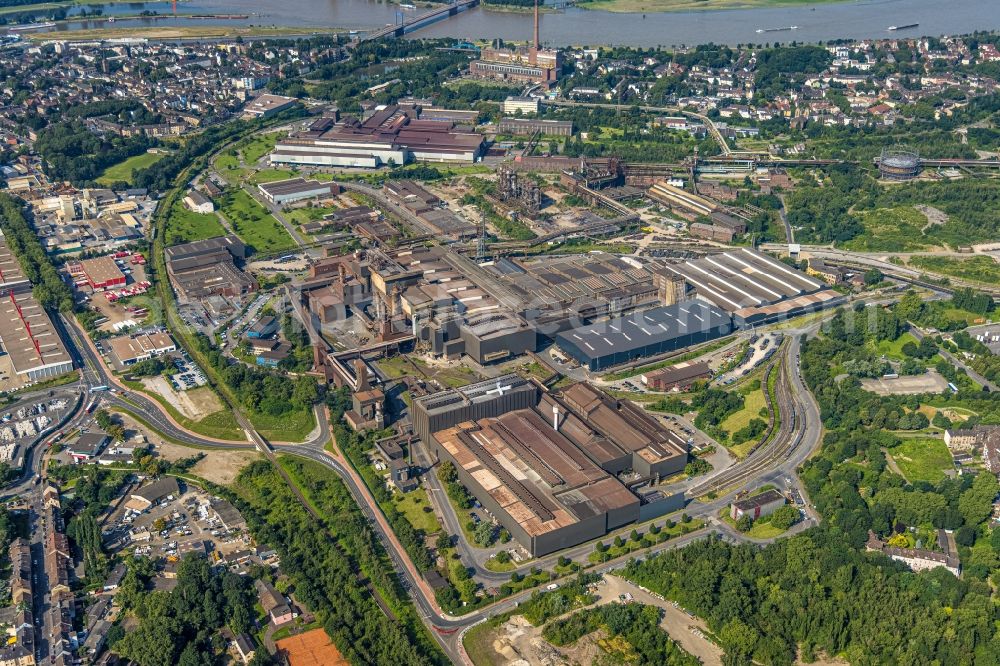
[275,628,348,666]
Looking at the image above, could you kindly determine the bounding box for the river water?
[35,0,1000,47]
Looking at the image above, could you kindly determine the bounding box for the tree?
[769,505,800,531]
[473,520,496,547]
[955,526,976,547]
[864,269,884,286]
[958,473,1000,527]
[932,411,953,430]
[719,618,759,664]
[735,514,754,532]
[435,532,452,551]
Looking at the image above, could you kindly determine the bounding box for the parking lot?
[861,371,950,395]
[169,355,208,391]
[716,333,781,385]
[0,395,75,466]
[103,484,251,578]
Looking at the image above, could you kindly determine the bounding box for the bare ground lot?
[158,440,261,485]
[473,575,723,666]
[141,377,224,420]
[117,413,260,485]
[861,372,949,395]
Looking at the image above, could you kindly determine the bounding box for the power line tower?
[476,208,488,262]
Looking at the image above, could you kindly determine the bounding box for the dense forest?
[623,528,997,665]
[111,553,259,666]
[232,459,448,666]
[34,121,152,184]
[621,302,1000,665]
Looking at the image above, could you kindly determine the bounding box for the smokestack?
[552,404,559,431]
[533,0,540,52]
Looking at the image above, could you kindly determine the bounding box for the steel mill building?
[414,376,687,556]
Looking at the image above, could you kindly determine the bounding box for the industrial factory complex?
[300,242,841,373]
[0,235,73,384]
[654,248,844,328]
[413,375,687,556]
[555,301,733,371]
[270,104,485,168]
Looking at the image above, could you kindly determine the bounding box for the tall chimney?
[552,404,559,431]
[533,0,540,53]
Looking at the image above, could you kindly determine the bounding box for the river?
[28,0,1000,46]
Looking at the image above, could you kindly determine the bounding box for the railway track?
[688,348,804,496]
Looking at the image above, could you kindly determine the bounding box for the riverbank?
[574,0,843,13]
[0,0,178,16]
[481,2,561,13]
[24,24,342,41]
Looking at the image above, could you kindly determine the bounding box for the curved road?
[11,307,827,665]
[7,123,834,663]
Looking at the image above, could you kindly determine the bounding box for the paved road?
[60,314,332,449]
[273,320,829,662]
[909,324,999,392]
[240,181,321,258]
[18,310,829,666]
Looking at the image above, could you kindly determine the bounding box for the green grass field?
[249,407,316,443]
[908,255,1000,288]
[874,332,920,361]
[164,200,227,246]
[842,207,940,252]
[285,206,339,225]
[721,508,790,539]
[241,132,284,164]
[97,152,166,185]
[393,487,441,534]
[213,152,251,185]
[890,437,953,483]
[720,381,767,457]
[483,556,516,573]
[217,189,297,254]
